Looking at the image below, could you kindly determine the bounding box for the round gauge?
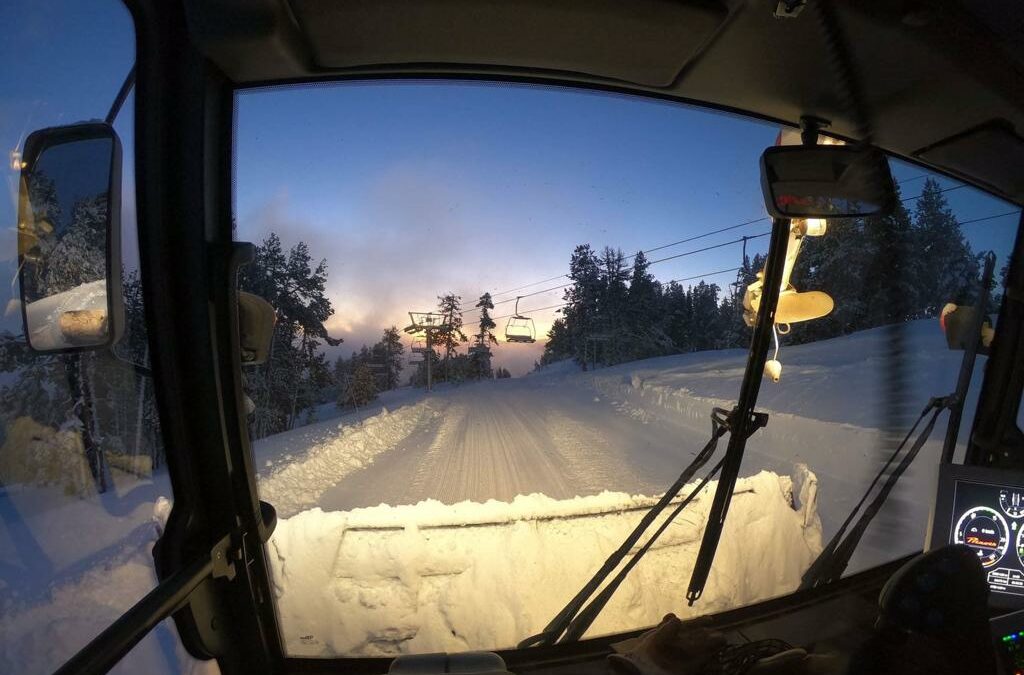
[1017,524,1024,567]
[954,506,1009,568]
[1001,490,1024,518]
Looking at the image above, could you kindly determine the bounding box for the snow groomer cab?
[6,0,1024,674]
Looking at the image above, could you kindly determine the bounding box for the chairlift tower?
[404,311,451,392]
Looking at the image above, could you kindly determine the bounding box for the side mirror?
[760,144,897,219]
[17,122,124,352]
[238,291,276,365]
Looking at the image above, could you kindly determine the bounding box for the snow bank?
[582,320,975,431]
[257,400,441,518]
[266,468,822,657]
[0,483,216,674]
[0,416,98,496]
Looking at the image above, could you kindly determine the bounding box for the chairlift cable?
[486,174,942,301]
[959,210,1022,226]
[488,267,743,322]
[475,200,1004,321]
[469,237,770,316]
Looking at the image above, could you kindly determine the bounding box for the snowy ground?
[0,318,990,670]
[269,469,821,656]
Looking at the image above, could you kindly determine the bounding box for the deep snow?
[0,318,992,670]
[269,469,821,656]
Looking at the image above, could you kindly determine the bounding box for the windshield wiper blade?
[517,413,729,649]
[559,457,726,643]
[802,254,996,588]
[685,218,791,606]
[800,398,948,589]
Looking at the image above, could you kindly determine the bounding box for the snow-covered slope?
[0,318,986,670]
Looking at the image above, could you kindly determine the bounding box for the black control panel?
[991,609,1024,675]
[930,464,1024,609]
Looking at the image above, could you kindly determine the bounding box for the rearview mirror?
[760,144,897,219]
[17,123,124,352]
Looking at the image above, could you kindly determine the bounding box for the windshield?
[232,80,1021,657]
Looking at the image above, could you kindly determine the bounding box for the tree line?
[542,179,986,368]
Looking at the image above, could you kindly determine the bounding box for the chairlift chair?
[505,297,536,344]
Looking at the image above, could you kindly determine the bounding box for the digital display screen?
[951,480,1024,598]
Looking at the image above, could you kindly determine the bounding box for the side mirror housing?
[17,122,124,352]
[238,291,276,365]
[760,144,897,219]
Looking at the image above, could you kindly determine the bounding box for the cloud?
[239,162,551,375]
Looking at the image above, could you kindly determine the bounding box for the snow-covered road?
[319,377,711,510]
[272,320,974,577]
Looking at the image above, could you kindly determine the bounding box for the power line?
[959,210,1022,227]
[489,217,770,299]
[468,233,770,316]
[484,205,1017,326]
[489,267,744,322]
[487,175,956,304]
[633,217,769,259]
[667,266,743,285]
[492,302,567,323]
[900,183,966,203]
[490,272,571,298]
[646,233,770,267]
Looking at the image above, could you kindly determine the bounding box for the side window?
[0,2,195,672]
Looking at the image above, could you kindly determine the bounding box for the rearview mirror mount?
[17,122,124,353]
[760,144,897,219]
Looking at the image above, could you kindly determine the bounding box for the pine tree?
[913,178,979,315]
[469,293,498,379]
[238,232,341,437]
[540,317,572,364]
[599,247,629,364]
[346,363,378,406]
[44,195,108,295]
[371,327,405,390]
[861,189,919,328]
[661,281,692,352]
[435,293,466,382]
[688,281,722,351]
[562,244,602,365]
[625,251,670,359]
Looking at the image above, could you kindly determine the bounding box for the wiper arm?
[801,253,996,588]
[800,398,948,589]
[685,218,791,606]
[559,456,726,642]
[518,412,730,648]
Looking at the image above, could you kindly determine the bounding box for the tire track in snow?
[544,409,650,496]
[416,391,576,504]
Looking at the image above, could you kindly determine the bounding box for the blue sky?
[3,0,1020,375]
[1,0,136,328]
[235,82,1020,373]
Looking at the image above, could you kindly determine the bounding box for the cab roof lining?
[183,0,1024,205]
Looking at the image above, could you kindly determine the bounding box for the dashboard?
[931,464,1024,608]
